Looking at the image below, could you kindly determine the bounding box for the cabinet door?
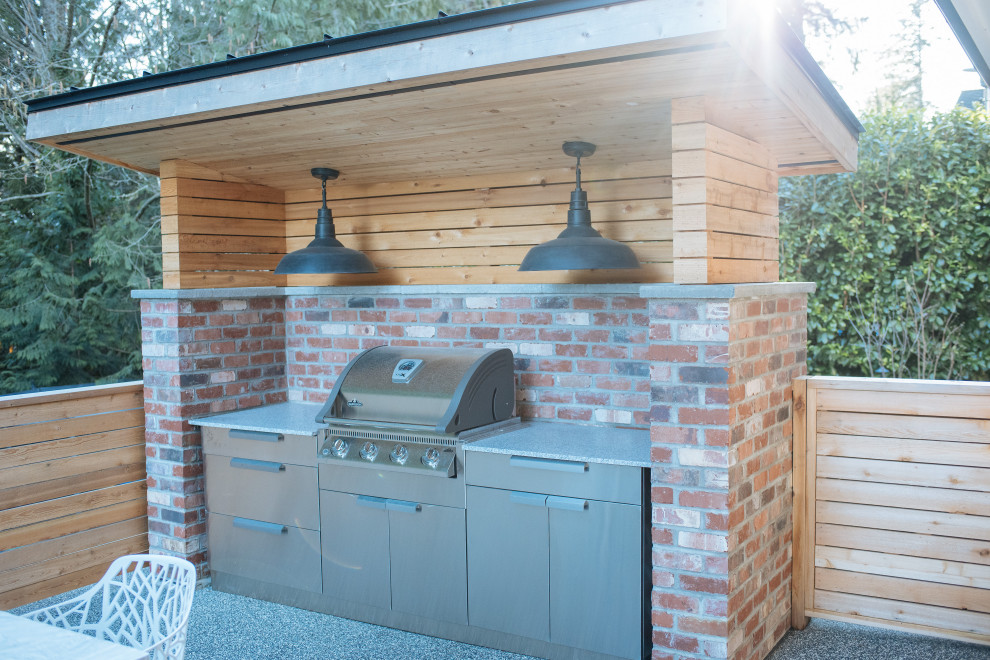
[319,489,390,609]
[388,500,467,624]
[549,497,642,659]
[466,486,549,641]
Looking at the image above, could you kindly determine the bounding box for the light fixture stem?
[575,155,582,191]
[321,177,328,209]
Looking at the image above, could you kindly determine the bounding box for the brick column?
[644,282,812,660]
[139,291,287,578]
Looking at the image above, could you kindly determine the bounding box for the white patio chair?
[23,554,197,660]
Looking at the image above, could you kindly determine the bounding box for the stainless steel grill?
[315,345,517,477]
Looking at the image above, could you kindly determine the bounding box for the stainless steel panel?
[465,452,640,505]
[318,459,465,508]
[205,455,319,529]
[203,427,317,466]
[466,486,549,641]
[208,512,321,593]
[320,489,391,610]
[389,501,468,624]
[549,500,642,659]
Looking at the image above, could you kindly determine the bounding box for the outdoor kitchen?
[19,0,863,658]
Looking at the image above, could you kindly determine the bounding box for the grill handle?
[229,429,283,443]
[356,495,387,510]
[386,499,422,514]
[509,491,547,508]
[230,457,286,473]
[546,495,589,512]
[233,517,287,535]
[509,455,588,473]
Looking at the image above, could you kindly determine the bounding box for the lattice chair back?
[24,554,197,660]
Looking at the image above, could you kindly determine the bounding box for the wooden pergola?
[26,0,859,291]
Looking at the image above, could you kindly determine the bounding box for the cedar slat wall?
[0,382,148,609]
[792,377,990,647]
[160,158,675,288]
[671,96,780,284]
[160,160,287,289]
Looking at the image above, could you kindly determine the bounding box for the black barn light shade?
[274,167,376,275]
[519,141,640,272]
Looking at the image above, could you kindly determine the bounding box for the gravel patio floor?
[13,586,990,659]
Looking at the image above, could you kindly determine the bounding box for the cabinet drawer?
[208,513,321,593]
[202,426,317,466]
[465,451,641,504]
[205,455,319,529]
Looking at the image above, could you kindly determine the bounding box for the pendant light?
[519,142,640,271]
[274,167,376,274]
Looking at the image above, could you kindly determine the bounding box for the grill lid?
[316,346,515,433]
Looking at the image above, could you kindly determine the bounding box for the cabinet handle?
[546,496,589,512]
[509,491,548,508]
[386,499,422,514]
[356,495,387,510]
[509,455,588,473]
[230,429,283,443]
[233,517,287,535]
[229,457,285,473]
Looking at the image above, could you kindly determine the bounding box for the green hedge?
[779,107,990,380]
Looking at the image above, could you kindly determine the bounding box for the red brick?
[649,345,698,362]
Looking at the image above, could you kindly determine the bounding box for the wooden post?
[670,97,780,284]
[159,160,287,289]
[791,377,811,629]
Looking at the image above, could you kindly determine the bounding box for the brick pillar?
[139,292,287,578]
[644,282,812,660]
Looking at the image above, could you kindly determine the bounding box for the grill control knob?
[390,444,409,465]
[331,437,349,458]
[360,441,378,461]
[422,447,441,469]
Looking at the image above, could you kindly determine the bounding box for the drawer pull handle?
[230,457,285,473]
[547,496,589,512]
[356,495,387,510]
[233,518,287,535]
[386,499,422,514]
[230,429,283,443]
[509,455,588,473]
[509,491,547,508]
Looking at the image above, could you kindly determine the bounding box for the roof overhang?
[935,0,990,88]
[25,0,861,188]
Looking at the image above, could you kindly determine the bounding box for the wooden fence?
[0,382,148,609]
[792,376,990,646]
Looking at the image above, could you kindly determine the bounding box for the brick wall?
[644,284,809,660]
[136,282,811,660]
[139,296,287,578]
[283,288,652,426]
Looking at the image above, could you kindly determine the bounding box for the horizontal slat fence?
[792,376,990,646]
[0,382,148,609]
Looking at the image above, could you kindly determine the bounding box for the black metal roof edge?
[934,0,990,89]
[25,0,634,113]
[773,15,863,136]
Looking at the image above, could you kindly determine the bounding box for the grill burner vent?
[326,427,459,448]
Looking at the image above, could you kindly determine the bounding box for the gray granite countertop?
[191,402,322,436]
[465,421,650,467]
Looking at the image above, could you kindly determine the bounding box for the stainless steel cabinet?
[466,486,549,641]
[319,489,469,624]
[320,490,390,609]
[465,452,645,660]
[203,427,322,593]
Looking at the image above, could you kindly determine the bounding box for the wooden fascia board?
[725,4,860,174]
[26,0,728,145]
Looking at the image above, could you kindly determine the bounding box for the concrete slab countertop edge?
[464,421,650,468]
[190,402,323,437]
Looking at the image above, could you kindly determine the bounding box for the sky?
[798,0,980,115]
